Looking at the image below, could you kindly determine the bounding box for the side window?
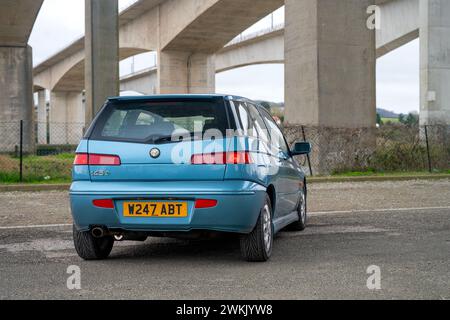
[102,110,127,137]
[136,112,155,125]
[247,103,270,142]
[259,109,289,154]
[231,101,258,137]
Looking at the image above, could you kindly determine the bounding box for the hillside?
[377,108,398,119]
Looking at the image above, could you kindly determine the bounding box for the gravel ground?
[0,179,449,227]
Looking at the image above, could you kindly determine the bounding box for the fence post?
[302,126,313,176]
[424,125,432,173]
[19,120,23,182]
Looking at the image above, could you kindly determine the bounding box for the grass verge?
[0,153,74,184]
[331,170,450,178]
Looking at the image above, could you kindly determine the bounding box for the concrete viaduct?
[1,0,449,172]
[124,0,420,92]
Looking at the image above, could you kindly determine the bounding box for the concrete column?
[284,0,376,174]
[66,92,85,145]
[158,50,215,94]
[49,91,84,145]
[85,0,119,125]
[0,46,34,152]
[49,91,68,145]
[36,90,47,144]
[420,0,450,126]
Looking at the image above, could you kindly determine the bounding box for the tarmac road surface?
[0,179,449,299]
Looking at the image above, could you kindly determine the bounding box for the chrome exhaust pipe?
[114,234,124,241]
[91,227,105,238]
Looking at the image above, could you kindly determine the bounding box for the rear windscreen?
[89,99,229,144]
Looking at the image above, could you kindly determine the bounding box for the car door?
[258,107,301,217]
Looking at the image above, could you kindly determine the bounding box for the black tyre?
[289,187,307,231]
[73,225,114,260]
[240,195,273,262]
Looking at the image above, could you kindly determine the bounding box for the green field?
[381,117,399,123]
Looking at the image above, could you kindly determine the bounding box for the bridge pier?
[420,0,450,126]
[284,0,376,174]
[85,0,119,125]
[49,91,85,145]
[158,50,215,94]
[36,90,47,145]
[0,46,35,152]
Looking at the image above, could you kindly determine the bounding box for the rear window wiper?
[149,135,191,144]
[149,133,208,144]
[148,135,174,144]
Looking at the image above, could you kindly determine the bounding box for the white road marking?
[309,206,450,216]
[0,223,71,230]
[281,225,389,237]
[0,206,449,230]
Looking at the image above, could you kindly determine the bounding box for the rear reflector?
[191,151,253,165]
[195,199,218,209]
[92,199,115,209]
[74,153,121,166]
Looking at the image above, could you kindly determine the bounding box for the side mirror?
[291,142,311,156]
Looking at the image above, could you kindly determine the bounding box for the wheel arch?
[266,184,276,213]
[304,177,307,197]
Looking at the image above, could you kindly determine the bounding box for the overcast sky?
[29,0,420,115]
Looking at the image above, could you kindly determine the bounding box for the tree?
[405,113,419,126]
[398,112,419,126]
[376,113,383,126]
[259,101,271,111]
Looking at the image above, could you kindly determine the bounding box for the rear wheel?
[73,225,114,260]
[240,195,273,262]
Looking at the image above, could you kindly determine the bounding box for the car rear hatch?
[81,97,232,182]
[85,139,230,181]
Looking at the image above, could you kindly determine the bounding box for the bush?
[369,143,427,172]
[332,123,449,174]
[36,144,78,156]
[366,124,425,172]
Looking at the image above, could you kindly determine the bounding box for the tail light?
[92,199,115,209]
[74,153,121,166]
[73,153,88,165]
[190,151,253,165]
[195,199,218,209]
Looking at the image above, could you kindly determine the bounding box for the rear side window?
[259,108,290,154]
[90,99,229,143]
[230,101,270,142]
[231,100,257,137]
[247,103,270,142]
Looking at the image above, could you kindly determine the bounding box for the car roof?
[108,94,255,103]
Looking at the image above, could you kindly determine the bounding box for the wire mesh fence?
[0,121,448,183]
[0,121,83,183]
[285,124,450,176]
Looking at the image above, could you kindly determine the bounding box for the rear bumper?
[70,180,266,234]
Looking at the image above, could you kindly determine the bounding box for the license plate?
[123,202,188,217]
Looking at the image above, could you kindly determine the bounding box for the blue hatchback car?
[71,95,311,262]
